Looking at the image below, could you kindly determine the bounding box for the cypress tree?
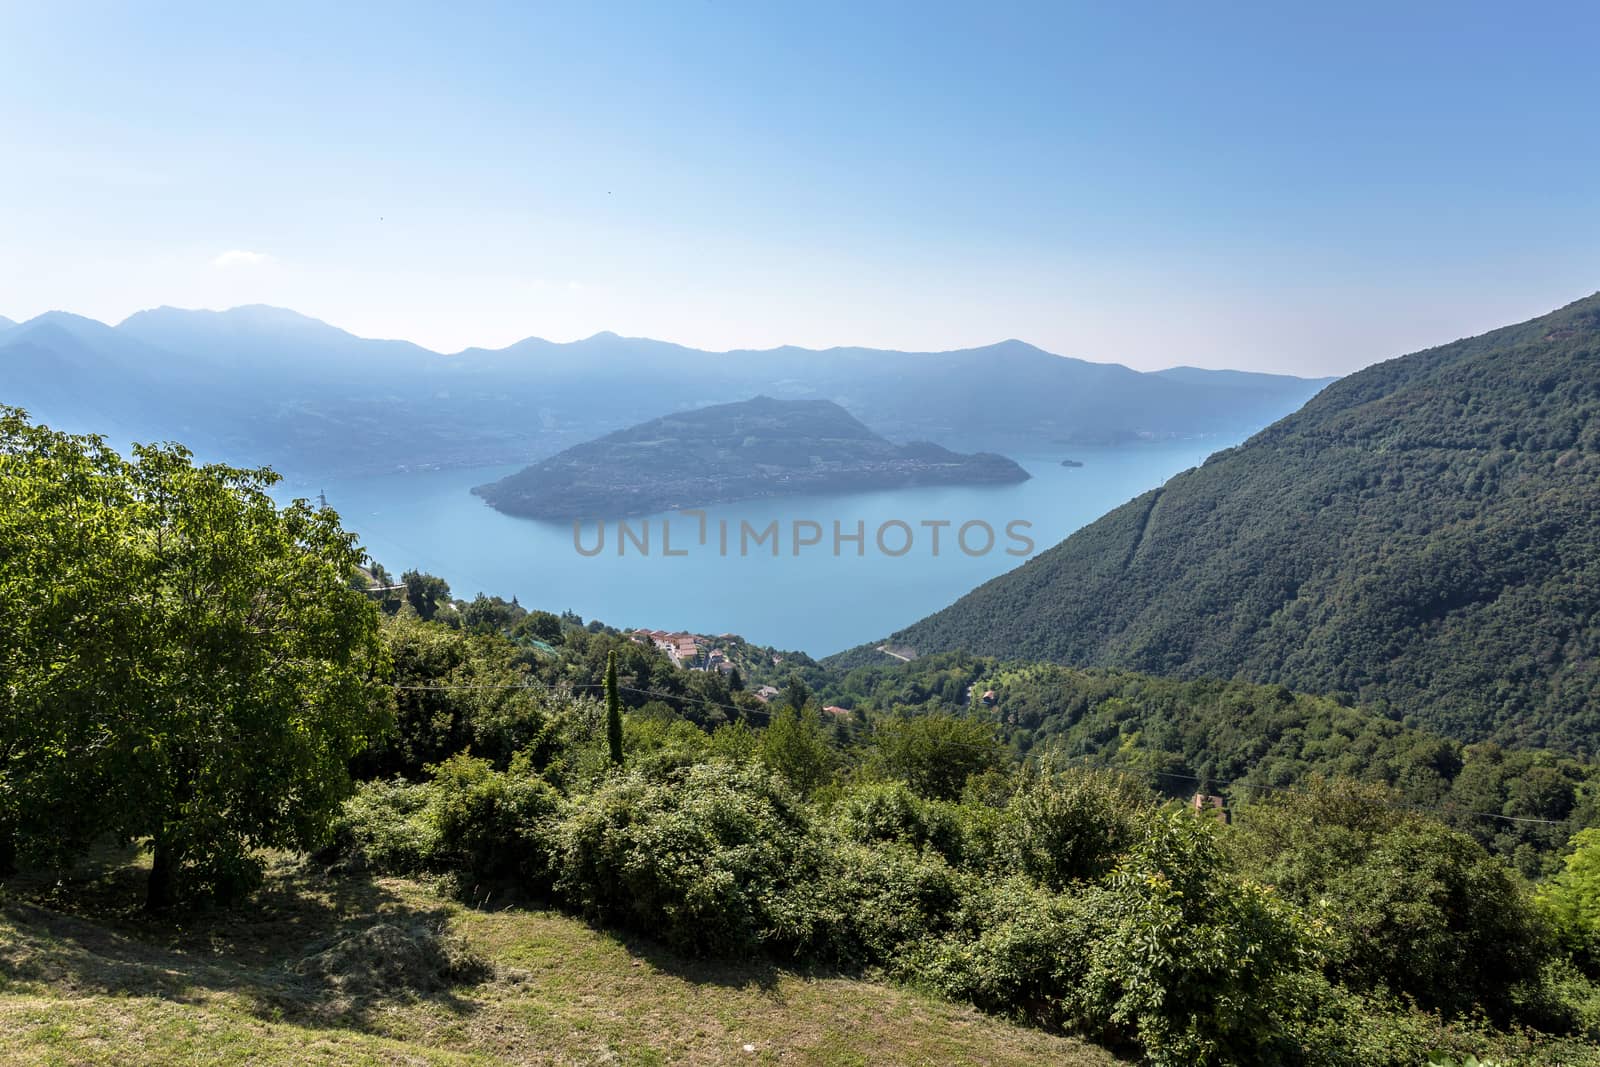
[605,649,624,766]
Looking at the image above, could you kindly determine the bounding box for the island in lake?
[474,396,1030,519]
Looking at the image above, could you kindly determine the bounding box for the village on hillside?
[627,627,862,716]
[630,628,744,672]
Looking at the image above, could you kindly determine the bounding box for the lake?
[277,440,1235,657]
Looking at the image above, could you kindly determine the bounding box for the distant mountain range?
[474,396,1030,519]
[0,305,1333,478]
[842,292,1600,752]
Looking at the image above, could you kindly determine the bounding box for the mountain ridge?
[3,303,1333,379]
[0,303,1335,479]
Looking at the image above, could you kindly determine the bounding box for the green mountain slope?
[473,395,1029,519]
[856,293,1600,751]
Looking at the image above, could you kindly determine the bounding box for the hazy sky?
[3,2,1597,376]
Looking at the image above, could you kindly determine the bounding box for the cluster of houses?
[631,629,736,674]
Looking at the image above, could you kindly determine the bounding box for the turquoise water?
[278,440,1232,656]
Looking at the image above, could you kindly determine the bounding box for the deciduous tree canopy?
[0,408,390,905]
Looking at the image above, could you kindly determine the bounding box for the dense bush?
[1231,779,1550,1020]
[334,777,434,873]
[828,780,1004,870]
[554,762,813,955]
[426,754,562,891]
[1072,809,1322,1066]
[872,713,1005,799]
[911,875,1091,1031]
[915,809,1323,1067]
[362,615,564,779]
[331,755,560,893]
[758,706,838,795]
[774,839,965,966]
[1005,765,1153,888]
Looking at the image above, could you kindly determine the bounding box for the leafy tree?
[401,569,451,621]
[605,650,624,766]
[0,412,141,875]
[514,609,563,644]
[361,614,558,778]
[758,706,836,795]
[460,593,525,634]
[782,672,812,714]
[0,410,390,907]
[874,714,1004,800]
[1538,827,1600,970]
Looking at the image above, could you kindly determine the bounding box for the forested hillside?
[862,293,1600,751]
[816,652,1596,875]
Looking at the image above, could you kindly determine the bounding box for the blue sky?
[3,1,1597,375]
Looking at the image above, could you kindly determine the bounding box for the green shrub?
[1231,780,1552,1020]
[620,714,713,779]
[829,780,1004,871]
[909,875,1091,1032]
[773,839,964,966]
[1539,827,1600,972]
[1006,767,1153,888]
[1071,807,1323,1067]
[332,777,435,873]
[331,757,560,893]
[758,706,837,795]
[911,806,1324,1065]
[554,762,812,955]
[708,720,760,762]
[368,615,561,778]
[872,714,1005,800]
[425,753,561,892]
[1271,976,1444,1067]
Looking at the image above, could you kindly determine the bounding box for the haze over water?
[280,440,1233,656]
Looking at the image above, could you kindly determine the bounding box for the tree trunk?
[0,830,16,878]
[146,837,181,911]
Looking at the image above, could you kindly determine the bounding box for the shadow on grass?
[0,846,486,1034]
[435,875,791,994]
[606,926,788,994]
